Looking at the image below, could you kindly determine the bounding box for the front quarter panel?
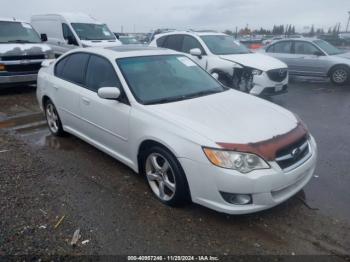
[128,105,215,173]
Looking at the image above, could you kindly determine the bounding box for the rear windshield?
[0,21,41,43]
[71,23,116,41]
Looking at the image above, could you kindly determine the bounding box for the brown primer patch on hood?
[217,122,309,161]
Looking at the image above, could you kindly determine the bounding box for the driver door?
[181,35,208,69]
[291,41,329,76]
[79,54,131,160]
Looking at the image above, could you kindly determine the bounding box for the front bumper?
[0,73,37,86]
[250,71,289,96]
[179,136,317,215]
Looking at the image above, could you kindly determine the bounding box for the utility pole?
[347,11,350,32]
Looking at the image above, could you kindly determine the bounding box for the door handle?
[53,84,59,90]
[82,97,90,105]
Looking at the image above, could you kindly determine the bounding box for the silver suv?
[0,18,54,88]
[263,38,350,85]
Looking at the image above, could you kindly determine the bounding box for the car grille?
[5,63,42,73]
[1,55,45,61]
[267,68,288,82]
[275,135,310,171]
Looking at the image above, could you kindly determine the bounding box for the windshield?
[71,23,116,40]
[119,37,140,45]
[0,21,41,43]
[117,55,226,105]
[200,35,250,55]
[313,39,344,55]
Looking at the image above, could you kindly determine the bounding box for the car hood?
[334,51,350,60]
[0,43,52,57]
[80,40,122,47]
[219,53,287,71]
[148,90,298,144]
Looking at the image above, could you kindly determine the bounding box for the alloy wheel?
[145,153,176,201]
[332,68,348,84]
[46,103,59,133]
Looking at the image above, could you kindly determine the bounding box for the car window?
[62,23,78,45]
[54,56,69,78]
[56,53,90,85]
[163,35,184,52]
[294,41,319,55]
[182,35,205,54]
[267,41,292,53]
[156,36,167,47]
[86,55,121,92]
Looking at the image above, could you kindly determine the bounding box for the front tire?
[330,66,349,86]
[44,99,65,136]
[141,146,190,207]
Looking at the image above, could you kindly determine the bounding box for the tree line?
[224,24,342,37]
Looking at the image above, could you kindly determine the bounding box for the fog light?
[220,192,252,205]
[0,64,5,71]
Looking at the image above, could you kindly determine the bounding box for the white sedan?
[37,46,317,214]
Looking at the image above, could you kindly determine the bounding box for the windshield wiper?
[144,89,223,105]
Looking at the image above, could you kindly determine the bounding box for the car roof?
[271,38,319,44]
[153,30,226,40]
[0,17,28,23]
[32,13,102,24]
[77,46,180,59]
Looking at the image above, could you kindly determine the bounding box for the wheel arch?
[327,64,350,77]
[137,139,179,174]
[137,138,192,201]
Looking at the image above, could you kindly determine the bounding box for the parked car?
[0,18,54,88]
[263,38,350,85]
[262,36,284,46]
[150,31,288,96]
[36,46,317,214]
[119,36,142,45]
[31,13,121,57]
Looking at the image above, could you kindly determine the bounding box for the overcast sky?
[1,0,349,33]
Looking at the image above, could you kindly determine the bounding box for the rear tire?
[44,99,65,137]
[330,66,349,86]
[141,146,191,207]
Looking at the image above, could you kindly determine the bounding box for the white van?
[31,13,121,57]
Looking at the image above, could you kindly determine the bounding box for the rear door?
[79,54,131,160]
[53,52,90,131]
[265,41,294,71]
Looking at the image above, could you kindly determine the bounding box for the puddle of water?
[0,113,44,129]
[31,132,75,151]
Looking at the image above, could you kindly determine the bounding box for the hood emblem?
[291,147,301,158]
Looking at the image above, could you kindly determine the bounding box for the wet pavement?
[0,80,349,256]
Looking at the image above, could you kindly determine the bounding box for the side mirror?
[98,87,121,100]
[67,36,78,46]
[211,73,219,80]
[41,34,48,42]
[190,48,202,58]
[314,50,324,56]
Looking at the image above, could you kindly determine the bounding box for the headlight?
[251,69,263,75]
[203,148,270,173]
[45,52,55,59]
